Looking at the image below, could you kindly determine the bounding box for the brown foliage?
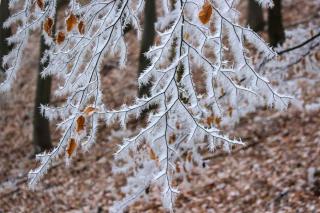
[83,106,96,117]
[56,31,65,45]
[66,138,77,157]
[198,1,213,24]
[66,13,78,32]
[76,115,85,133]
[78,21,85,35]
[36,0,45,10]
[149,148,158,161]
[43,18,54,36]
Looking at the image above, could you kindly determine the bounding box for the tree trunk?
[33,1,66,153]
[137,0,156,97]
[0,0,11,73]
[268,0,285,46]
[33,34,53,153]
[247,0,265,32]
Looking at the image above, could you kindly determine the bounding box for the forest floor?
[0,0,320,212]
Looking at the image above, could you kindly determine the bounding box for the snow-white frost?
[1,0,295,211]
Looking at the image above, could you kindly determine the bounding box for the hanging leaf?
[36,0,45,10]
[198,1,212,24]
[83,106,96,117]
[169,134,176,144]
[175,163,181,173]
[227,106,233,117]
[66,13,78,32]
[206,115,222,127]
[78,20,85,35]
[43,17,53,36]
[66,138,77,157]
[206,115,215,127]
[149,148,158,161]
[76,115,85,133]
[56,31,65,45]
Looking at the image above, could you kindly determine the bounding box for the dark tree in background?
[268,0,285,46]
[33,35,53,153]
[33,1,67,153]
[137,0,156,97]
[247,0,265,32]
[0,0,11,73]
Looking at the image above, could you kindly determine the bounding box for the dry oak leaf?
[198,1,213,24]
[66,13,78,32]
[149,148,158,161]
[175,163,181,173]
[37,0,45,10]
[83,106,96,117]
[227,106,233,117]
[66,138,77,157]
[206,115,221,127]
[56,31,65,45]
[78,20,85,35]
[76,115,85,133]
[43,18,54,36]
[169,134,176,144]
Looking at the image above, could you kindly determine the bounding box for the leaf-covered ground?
[0,0,320,212]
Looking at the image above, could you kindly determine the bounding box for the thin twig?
[277,32,320,55]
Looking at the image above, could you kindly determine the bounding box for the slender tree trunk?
[33,34,53,153]
[247,0,265,32]
[268,0,285,46]
[137,0,156,97]
[0,0,11,73]
[33,1,66,153]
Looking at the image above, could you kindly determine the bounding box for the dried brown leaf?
[78,20,85,35]
[198,1,212,24]
[56,31,65,45]
[66,138,77,157]
[76,115,85,133]
[83,106,96,117]
[43,18,53,36]
[37,0,45,10]
[66,13,78,32]
[149,148,158,161]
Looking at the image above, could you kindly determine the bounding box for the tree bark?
[247,0,265,32]
[33,34,53,153]
[268,0,285,46]
[0,0,11,73]
[137,0,156,97]
[33,1,66,153]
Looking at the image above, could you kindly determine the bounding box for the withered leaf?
[227,106,233,117]
[66,138,77,157]
[83,106,96,117]
[76,115,85,133]
[169,134,176,144]
[66,13,78,32]
[78,20,85,35]
[43,18,53,36]
[37,0,45,10]
[198,1,213,24]
[56,31,65,45]
[149,148,158,161]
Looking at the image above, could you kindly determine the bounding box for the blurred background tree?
[247,0,265,32]
[0,0,11,73]
[137,0,156,97]
[247,0,285,46]
[268,0,285,46]
[33,0,67,153]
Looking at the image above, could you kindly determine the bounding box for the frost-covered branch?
[0,0,295,211]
